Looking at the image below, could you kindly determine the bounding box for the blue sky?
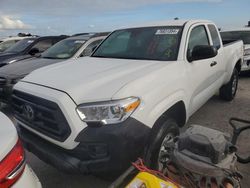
[0,0,249,37]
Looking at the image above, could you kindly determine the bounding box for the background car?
[0,36,32,53]
[0,35,68,68]
[221,27,250,72]
[0,32,108,103]
[0,112,42,188]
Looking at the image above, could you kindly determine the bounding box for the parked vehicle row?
[0,33,108,103]
[0,35,68,68]
[11,20,243,176]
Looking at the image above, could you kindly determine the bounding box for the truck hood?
[0,57,62,79]
[0,113,18,161]
[22,57,166,104]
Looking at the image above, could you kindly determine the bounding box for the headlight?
[76,97,140,125]
[244,49,250,56]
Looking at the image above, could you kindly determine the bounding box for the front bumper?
[18,118,150,174]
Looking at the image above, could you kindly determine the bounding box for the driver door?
[186,24,219,115]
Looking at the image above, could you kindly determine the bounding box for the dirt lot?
[2,75,250,188]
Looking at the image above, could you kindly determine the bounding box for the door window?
[188,25,210,53]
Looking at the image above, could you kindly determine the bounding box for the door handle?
[210,61,217,67]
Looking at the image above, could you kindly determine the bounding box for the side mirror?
[29,48,40,56]
[187,45,218,62]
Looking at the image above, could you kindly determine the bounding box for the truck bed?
[222,39,242,46]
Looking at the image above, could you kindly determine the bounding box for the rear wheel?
[144,118,179,170]
[219,68,239,101]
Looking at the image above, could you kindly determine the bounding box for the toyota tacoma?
[13,20,243,175]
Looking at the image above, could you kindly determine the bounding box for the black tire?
[144,118,179,170]
[219,68,239,101]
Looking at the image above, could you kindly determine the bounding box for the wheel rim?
[232,73,238,96]
[157,133,174,171]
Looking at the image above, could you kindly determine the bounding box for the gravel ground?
[187,75,250,188]
[1,75,250,188]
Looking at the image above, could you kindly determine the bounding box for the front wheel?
[144,118,179,171]
[219,68,239,101]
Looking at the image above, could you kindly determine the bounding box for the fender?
[132,89,188,128]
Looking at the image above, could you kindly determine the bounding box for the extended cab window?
[188,25,209,53]
[208,24,221,49]
[92,26,183,61]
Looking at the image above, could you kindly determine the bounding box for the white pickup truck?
[12,20,243,175]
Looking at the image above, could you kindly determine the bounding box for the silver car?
[0,112,41,188]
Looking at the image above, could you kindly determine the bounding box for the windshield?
[92,26,183,61]
[0,40,19,52]
[5,38,35,53]
[41,39,86,59]
[221,31,250,44]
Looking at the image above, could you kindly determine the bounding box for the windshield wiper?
[42,56,59,59]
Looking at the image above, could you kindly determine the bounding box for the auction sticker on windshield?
[155,29,179,35]
[74,40,85,44]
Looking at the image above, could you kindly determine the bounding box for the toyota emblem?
[22,104,35,121]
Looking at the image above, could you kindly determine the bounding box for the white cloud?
[0,16,31,30]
